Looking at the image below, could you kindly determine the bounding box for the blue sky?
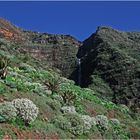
[0,1,140,41]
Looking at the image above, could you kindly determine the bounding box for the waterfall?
[77,58,81,86]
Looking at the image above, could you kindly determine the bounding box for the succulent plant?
[66,114,84,135]
[95,115,109,135]
[0,102,17,122]
[53,115,71,130]
[81,115,96,131]
[61,106,77,114]
[12,98,39,125]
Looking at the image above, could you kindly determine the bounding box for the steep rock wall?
[71,27,140,110]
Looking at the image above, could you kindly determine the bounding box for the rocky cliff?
[21,31,81,77]
[0,18,81,77]
[71,26,140,111]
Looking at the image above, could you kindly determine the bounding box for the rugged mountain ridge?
[71,26,140,111]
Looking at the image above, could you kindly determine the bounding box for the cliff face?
[21,31,81,77]
[71,27,140,110]
[0,18,81,77]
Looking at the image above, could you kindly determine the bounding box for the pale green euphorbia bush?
[12,98,39,125]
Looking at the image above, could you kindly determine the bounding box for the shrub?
[24,82,50,96]
[109,121,129,139]
[66,114,84,135]
[53,113,98,136]
[81,115,96,133]
[60,77,75,85]
[5,75,27,91]
[52,94,63,103]
[60,90,77,105]
[61,106,77,114]
[0,102,17,122]
[95,115,109,135]
[19,63,36,72]
[46,98,61,111]
[44,75,60,93]
[109,118,120,125]
[0,82,7,94]
[53,115,71,130]
[119,104,130,114]
[58,83,82,102]
[12,98,39,125]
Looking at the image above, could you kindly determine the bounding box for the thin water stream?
[77,58,81,86]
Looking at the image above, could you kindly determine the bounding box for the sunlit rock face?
[71,26,140,109]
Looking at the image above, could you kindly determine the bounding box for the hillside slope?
[0,37,140,139]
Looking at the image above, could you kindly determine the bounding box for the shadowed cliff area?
[70,26,140,112]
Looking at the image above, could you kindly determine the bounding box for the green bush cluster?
[109,120,129,139]
[46,98,61,111]
[6,72,49,95]
[45,75,60,93]
[53,112,104,136]
[19,63,36,72]
[53,115,71,130]
[0,98,39,125]
[53,113,92,136]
